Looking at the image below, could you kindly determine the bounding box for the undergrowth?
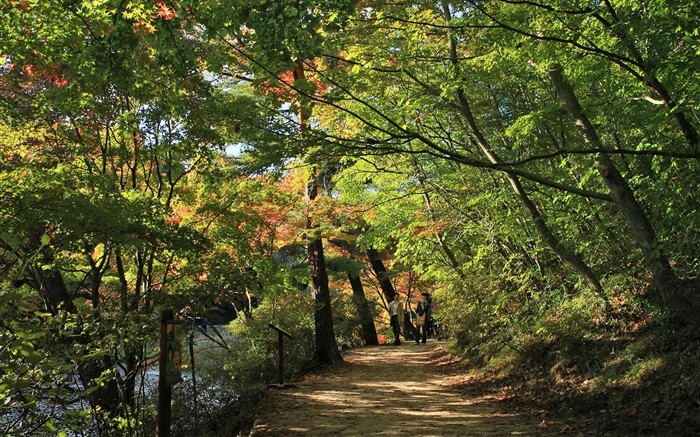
[446,288,700,435]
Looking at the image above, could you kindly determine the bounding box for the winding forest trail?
[248,342,556,436]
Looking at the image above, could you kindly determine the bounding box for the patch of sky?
[225,142,248,157]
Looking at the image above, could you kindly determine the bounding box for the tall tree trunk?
[548,65,690,313]
[115,249,138,409]
[441,4,607,302]
[307,176,343,364]
[366,248,416,341]
[348,272,379,345]
[295,61,343,364]
[366,248,397,303]
[334,240,379,346]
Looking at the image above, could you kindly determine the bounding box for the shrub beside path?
[246,342,557,436]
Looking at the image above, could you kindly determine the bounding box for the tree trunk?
[441,4,607,302]
[327,239,379,346]
[366,248,416,341]
[307,187,343,364]
[548,65,690,313]
[348,273,379,345]
[296,61,343,365]
[366,248,397,303]
[115,248,140,411]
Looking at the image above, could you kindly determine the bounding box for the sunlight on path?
[249,342,553,436]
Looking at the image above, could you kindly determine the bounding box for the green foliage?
[169,330,259,437]
[195,0,357,69]
[229,289,316,371]
[0,285,108,435]
[329,287,366,347]
[167,291,319,435]
[1,0,699,434]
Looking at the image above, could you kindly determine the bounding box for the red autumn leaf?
[155,1,176,20]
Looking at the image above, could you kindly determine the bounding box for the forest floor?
[245,341,580,436]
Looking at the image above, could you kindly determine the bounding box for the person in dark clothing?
[415,292,431,344]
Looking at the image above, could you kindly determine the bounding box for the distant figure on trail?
[429,295,441,340]
[415,292,431,344]
[389,293,404,345]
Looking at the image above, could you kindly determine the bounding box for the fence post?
[156,310,183,436]
[267,323,295,389]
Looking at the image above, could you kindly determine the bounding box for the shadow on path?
[249,342,554,436]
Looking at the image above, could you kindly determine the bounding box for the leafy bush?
[169,291,316,436]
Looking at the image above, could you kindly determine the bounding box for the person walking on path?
[389,293,404,345]
[415,292,431,344]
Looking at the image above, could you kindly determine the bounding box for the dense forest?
[1,0,699,435]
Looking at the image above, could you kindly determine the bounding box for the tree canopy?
[1,1,699,435]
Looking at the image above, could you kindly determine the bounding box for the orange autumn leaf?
[155,1,176,20]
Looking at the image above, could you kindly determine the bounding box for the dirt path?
[248,342,556,436]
